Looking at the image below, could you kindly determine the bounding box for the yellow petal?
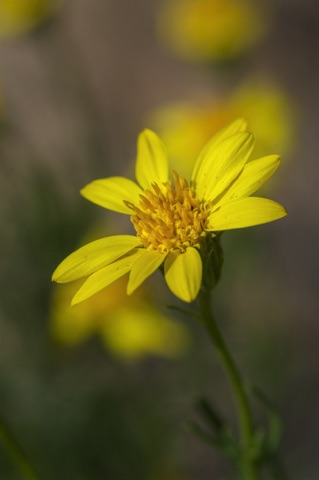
[71,249,143,305]
[52,235,142,283]
[217,155,281,205]
[135,129,169,190]
[127,249,167,295]
[207,197,287,231]
[193,131,255,202]
[164,248,202,302]
[80,177,142,214]
[191,118,248,183]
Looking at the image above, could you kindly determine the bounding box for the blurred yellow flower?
[157,0,268,63]
[231,82,295,159]
[149,82,295,178]
[52,120,287,304]
[51,275,190,361]
[0,0,62,38]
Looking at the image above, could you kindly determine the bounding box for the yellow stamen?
[126,171,209,253]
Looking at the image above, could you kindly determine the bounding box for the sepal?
[200,233,224,291]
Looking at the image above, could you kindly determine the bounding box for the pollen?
[126,171,209,253]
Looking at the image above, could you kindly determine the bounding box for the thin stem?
[0,415,39,480]
[198,289,258,480]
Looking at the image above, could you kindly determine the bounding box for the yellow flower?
[51,275,189,360]
[230,82,296,159]
[0,0,62,38]
[149,82,295,178]
[52,119,287,304]
[157,0,267,63]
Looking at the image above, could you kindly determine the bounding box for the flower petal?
[164,248,202,302]
[193,131,255,202]
[207,197,287,231]
[217,155,281,205]
[191,118,248,183]
[71,249,143,305]
[135,129,169,190]
[52,235,142,283]
[127,249,167,295]
[80,177,143,214]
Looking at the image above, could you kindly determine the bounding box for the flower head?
[149,81,295,178]
[52,119,287,304]
[50,275,189,361]
[0,0,63,38]
[157,0,267,64]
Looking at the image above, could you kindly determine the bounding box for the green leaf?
[187,422,239,460]
[196,397,224,432]
[245,383,283,453]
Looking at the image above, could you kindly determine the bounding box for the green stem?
[198,289,258,480]
[0,416,39,480]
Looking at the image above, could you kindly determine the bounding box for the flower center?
[126,171,209,253]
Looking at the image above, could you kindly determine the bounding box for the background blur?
[0,0,319,479]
